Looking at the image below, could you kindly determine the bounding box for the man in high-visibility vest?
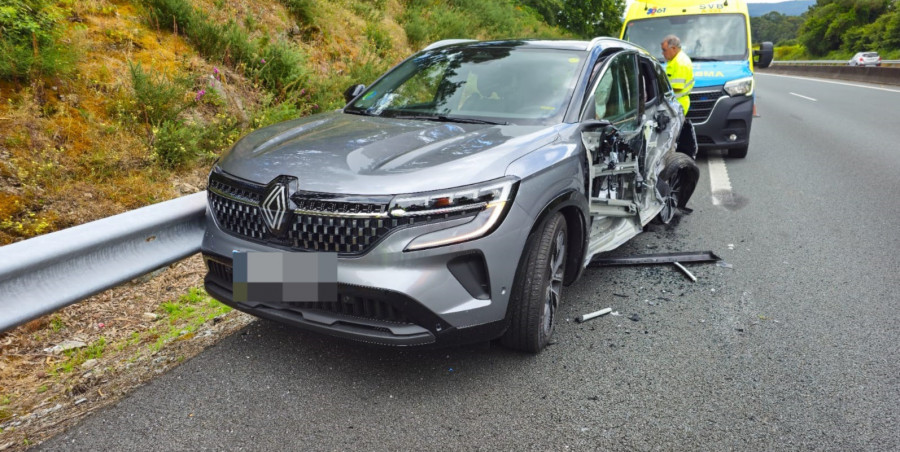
[661,34,693,114]
[661,34,697,158]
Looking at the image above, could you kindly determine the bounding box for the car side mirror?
[343,84,366,103]
[754,42,774,69]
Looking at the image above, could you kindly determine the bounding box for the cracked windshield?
[347,46,585,123]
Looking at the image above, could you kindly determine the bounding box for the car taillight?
[860,58,864,62]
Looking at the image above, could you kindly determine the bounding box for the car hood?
[218,111,559,194]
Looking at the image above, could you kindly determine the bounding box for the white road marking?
[708,156,732,206]
[757,72,900,94]
[789,92,817,101]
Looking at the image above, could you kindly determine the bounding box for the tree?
[799,0,893,55]
[751,11,806,45]
[527,0,624,38]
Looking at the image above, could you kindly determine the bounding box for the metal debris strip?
[589,250,721,266]
[672,262,697,282]
[576,307,612,323]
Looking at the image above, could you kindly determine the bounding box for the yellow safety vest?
[666,50,694,115]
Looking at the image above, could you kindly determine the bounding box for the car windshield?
[623,14,748,62]
[345,45,585,124]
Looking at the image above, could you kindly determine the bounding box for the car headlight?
[724,76,754,96]
[392,176,519,251]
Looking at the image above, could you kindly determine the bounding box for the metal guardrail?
[0,192,207,333]
[772,60,900,66]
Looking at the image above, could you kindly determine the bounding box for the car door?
[633,54,679,220]
[579,50,648,255]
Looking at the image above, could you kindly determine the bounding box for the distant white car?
[849,52,881,67]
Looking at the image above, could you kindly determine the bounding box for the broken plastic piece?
[576,307,612,323]
[590,251,721,266]
[673,261,697,282]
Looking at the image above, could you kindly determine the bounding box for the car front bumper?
[200,199,535,347]
[688,87,754,150]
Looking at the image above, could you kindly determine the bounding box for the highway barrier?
[762,61,900,86]
[0,192,207,333]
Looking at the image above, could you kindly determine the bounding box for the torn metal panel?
[589,250,721,267]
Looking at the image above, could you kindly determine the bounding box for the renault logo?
[260,177,296,236]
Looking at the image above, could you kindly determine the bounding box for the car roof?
[424,38,646,54]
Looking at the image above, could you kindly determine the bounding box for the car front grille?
[209,192,268,240]
[687,89,725,122]
[207,172,478,255]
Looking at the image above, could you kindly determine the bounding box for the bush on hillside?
[0,0,76,80]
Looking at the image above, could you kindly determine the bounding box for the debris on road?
[590,250,721,266]
[142,312,159,321]
[673,261,697,282]
[628,314,641,322]
[576,307,612,323]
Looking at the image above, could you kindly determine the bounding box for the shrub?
[152,119,202,168]
[129,61,192,126]
[281,0,317,25]
[365,22,393,57]
[0,0,76,80]
[142,0,309,98]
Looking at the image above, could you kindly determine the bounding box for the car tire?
[501,212,567,353]
[654,152,697,225]
[728,145,748,158]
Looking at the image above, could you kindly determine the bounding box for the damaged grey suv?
[201,38,699,352]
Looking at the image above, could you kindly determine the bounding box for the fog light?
[728,134,738,142]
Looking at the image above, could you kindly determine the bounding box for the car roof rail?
[422,39,478,51]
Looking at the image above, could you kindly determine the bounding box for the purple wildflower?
[213,67,219,75]
[195,89,206,101]
[260,58,266,64]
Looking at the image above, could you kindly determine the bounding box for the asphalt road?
[40,74,900,451]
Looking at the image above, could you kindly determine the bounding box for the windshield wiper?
[691,57,721,62]
[391,114,508,125]
[344,109,379,116]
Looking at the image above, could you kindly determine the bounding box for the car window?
[586,52,639,128]
[863,52,879,57]
[655,60,672,99]
[346,46,586,124]
[638,57,659,104]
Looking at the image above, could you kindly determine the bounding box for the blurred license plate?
[232,251,337,302]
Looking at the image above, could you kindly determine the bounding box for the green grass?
[43,288,231,376]
[53,337,107,374]
[148,287,232,353]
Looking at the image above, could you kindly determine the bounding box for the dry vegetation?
[0,0,565,449]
